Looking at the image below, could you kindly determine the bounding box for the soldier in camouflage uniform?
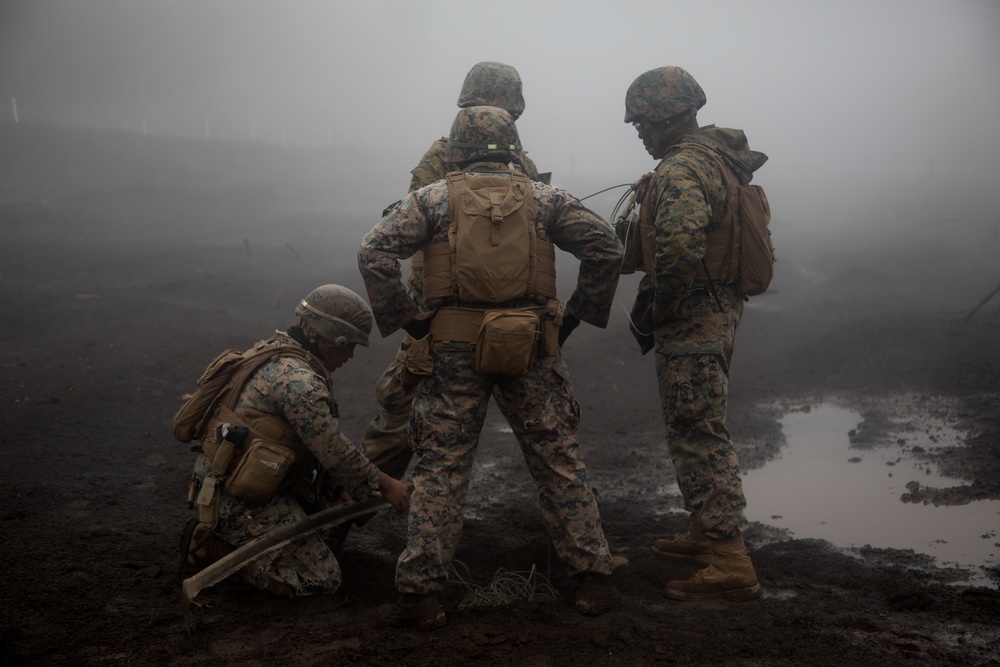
[623,66,767,601]
[360,61,548,484]
[181,285,410,597]
[359,106,623,630]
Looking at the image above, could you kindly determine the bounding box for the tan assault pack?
[422,171,557,307]
[173,341,315,444]
[617,144,775,297]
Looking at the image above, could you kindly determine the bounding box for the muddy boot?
[651,519,713,565]
[574,573,621,616]
[178,518,233,585]
[664,536,762,602]
[377,593,447,631]
[326,522,353,556]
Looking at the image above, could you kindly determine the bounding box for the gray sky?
[2,0,999,229]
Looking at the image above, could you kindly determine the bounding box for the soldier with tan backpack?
[620,66,773,602]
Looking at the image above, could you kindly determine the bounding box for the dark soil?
[2,123,998,666]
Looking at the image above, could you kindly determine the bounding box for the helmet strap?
[288,324,326,359]
[649,111,698,159]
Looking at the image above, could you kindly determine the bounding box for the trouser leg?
[360,347,419,479]
[217,493,342,597]
[654,349,747,539]
[495,354,613,576]
[396,348,490,594]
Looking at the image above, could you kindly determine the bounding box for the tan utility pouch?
[195,475,221,525]
[540,299,564,356]
[403,334,434,377]
[475,311,539,376]
[225,440,297,506]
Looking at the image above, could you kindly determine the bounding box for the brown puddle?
[743,403,999,586]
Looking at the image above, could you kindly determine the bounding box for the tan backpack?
[422,171,557,307]
[172,341,316,444]
[617,144,775,297]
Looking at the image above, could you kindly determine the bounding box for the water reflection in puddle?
[743,404,999,586]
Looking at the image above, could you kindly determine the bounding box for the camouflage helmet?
[295,284,372,347]
[457,62,526,119]
[624,66,707,123]
[447,106,522,166]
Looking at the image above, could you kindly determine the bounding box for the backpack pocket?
[475,311,539,376]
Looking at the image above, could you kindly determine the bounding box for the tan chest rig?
[190,340,338,523]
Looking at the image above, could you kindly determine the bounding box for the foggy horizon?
[2,0,999,232]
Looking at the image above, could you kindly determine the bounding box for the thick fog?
[2,0,999,239]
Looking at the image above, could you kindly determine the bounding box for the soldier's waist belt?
[429,304,556,344]
[429,307,490,343]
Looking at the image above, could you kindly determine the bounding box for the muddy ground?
[1,123,999,666]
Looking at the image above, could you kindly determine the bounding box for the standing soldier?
[359,106,623,630]
[360,61,548,483]
[622,66,767,601]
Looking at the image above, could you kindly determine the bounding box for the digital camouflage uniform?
[358,160,623,595]
[191,331,382,597]
[642,126,768,539]
[360,62,546,483]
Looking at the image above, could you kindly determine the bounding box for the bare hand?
[377,472,410,513]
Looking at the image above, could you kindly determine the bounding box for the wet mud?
[2,123,999,666]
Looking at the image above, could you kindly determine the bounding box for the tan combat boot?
[575,573,621,616]
[651,519,713,565]
[377,593,447,631]
[664,535,762,602]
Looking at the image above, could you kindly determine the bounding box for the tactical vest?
[637,142,738,285]
[197,338,333,497]
[422,171,557,307]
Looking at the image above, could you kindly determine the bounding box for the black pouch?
[629,285,655,355]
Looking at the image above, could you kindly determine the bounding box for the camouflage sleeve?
[408,138,450,192]
[240,358,379,496]
[648,153,720,312]
[359,185,447,336]
[536,186,624,328]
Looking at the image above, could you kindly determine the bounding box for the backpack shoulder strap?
[671,141,740,228]
[199,343,321,435]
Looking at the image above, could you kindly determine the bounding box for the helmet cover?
[447,106,522,166]
[295,284,372,347]
[457,61,526,118]
[624,66,706,123]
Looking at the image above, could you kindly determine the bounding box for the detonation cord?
[607,185,655,338]
[579,182,632,202]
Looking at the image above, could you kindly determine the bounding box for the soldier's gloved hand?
[402,318,431,340]
[558,313,581,347]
